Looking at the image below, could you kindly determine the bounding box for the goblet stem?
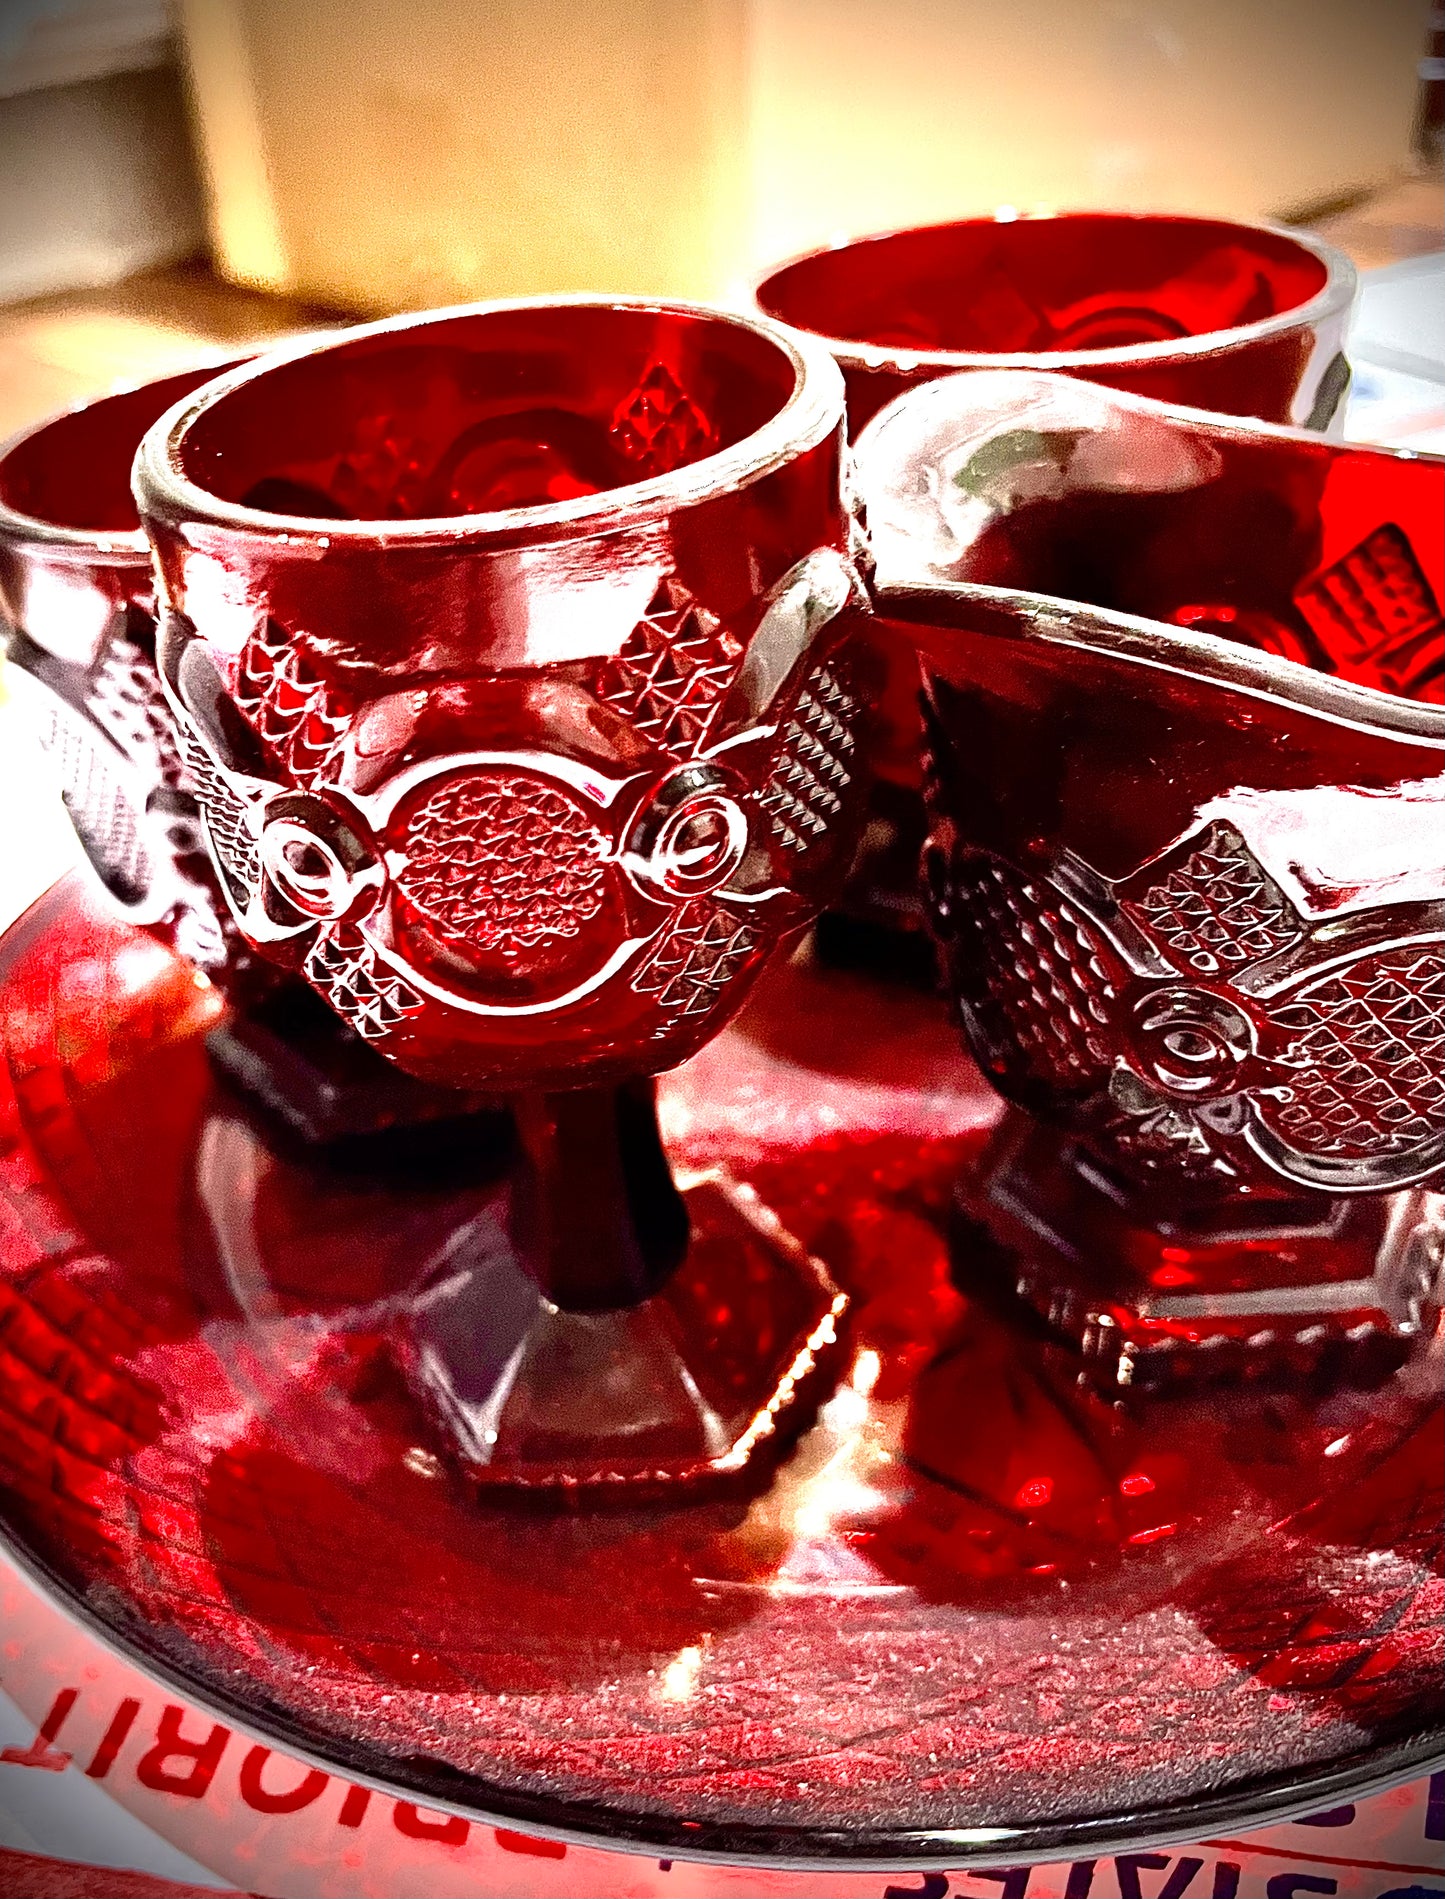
[393,1074,846,1495]
[510,1080,689,1311]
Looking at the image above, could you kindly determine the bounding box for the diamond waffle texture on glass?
[85,628,187,789]
[1294,523,1445,700]
[609,363,713,474]
[1125,820,1305,974]
[173,716,262,901]
[759,662,858,853]
[234,618,351,787]
[597,577,741,755]
[933,821,1445,1192]
[303,923,425,1041]
[630,898,759,1018]
[946,850,1122,1090]
[1268,948,1445,1160]
[36,693,151,905]
[397,773,609,953]
[0,1267,166,1505]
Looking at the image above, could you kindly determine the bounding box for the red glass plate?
[0,873,1441,1868]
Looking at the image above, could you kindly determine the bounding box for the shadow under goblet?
[856,368,1444,1391]
[134,297,880,1496]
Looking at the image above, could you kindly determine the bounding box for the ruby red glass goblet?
[856,368,1444,1389]
[0,366,240,963]
[133,297,878,1494]
[757,213,1359,951]
[757,211,1358,436]
[0,366,481,1149]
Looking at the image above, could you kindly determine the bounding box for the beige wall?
[0,66,205,304]
[743,0,1434,280]
[181,0,750,310]
[180,0,1432,313]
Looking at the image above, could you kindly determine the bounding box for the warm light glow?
[851,1348,881,1395]
[112,938,181,1000]
[659,1645,703,1702]
[794,1468,886,1541]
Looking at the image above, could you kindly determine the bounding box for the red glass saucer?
[0,873,1441,1868]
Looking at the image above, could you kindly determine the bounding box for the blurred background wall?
[745,0,1436,269]
[0,0,1439,316]
[178,0,1434,310]
[179,0,750,308]
[0,0,203,303]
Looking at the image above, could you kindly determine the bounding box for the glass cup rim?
[887,575,1445,748]
[857,368,1445,745]
[133,294,845,549]
[754,209,1358,374]
[0,350,243,565]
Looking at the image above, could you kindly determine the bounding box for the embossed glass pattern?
[0,366,241,961]
[858,370,1445,1385]
[137,303,871,1092]
[131,299,879,1497]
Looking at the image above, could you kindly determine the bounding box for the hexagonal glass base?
[397,1169,847,1497]
[954,1114,1443,1391]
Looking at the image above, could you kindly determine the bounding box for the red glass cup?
[0,366,239,961]
[757,212,1358,437]
[134,296,878,1494]
[757,213,1360,955]
[856,368,1444,1389]
[0,366,482,1148]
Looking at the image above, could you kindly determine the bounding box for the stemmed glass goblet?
[756,212,1360,965]
[134,297,879,1492]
